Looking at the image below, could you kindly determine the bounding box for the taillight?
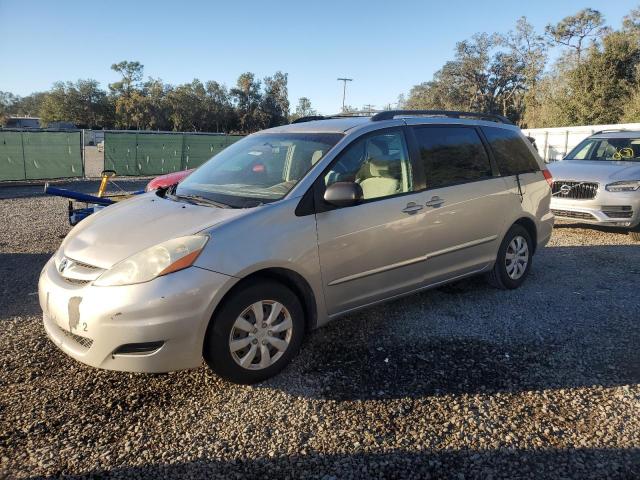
[542,169,553,187]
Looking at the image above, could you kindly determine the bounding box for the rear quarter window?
[482,127,540,176]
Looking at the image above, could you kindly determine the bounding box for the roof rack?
[370,110,514,125]
[291,113,374,124]
[592,129,630,135]
[291,115,328,124]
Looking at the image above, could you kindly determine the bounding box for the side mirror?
[323,182,363,208]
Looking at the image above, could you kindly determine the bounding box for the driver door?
[314,128,428,316]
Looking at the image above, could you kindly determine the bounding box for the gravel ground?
[1,192,639,479]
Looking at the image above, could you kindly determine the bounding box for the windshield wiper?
[175,194,231,208]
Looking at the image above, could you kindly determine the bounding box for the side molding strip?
[327,235,497,286]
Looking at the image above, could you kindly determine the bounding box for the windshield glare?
[176,133,343,207]
[565,137,640,162]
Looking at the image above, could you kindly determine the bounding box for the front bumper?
[38,257,236,372]
[550,191,640,228]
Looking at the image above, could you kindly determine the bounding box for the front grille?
[552,181,598,199]
[63,278,91,285]
[56,325,93,350]
[56,256,103,284]
[552,209,597,220]
[602,206,633,218]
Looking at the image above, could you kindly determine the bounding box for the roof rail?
[370,109,514,125]
[592,128,630,135]
[291,115,328,124]
[291,113,375,124]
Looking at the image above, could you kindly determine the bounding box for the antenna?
[337,77,353,112]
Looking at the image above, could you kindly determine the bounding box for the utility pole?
[337,77,353,112]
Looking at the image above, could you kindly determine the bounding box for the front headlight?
[94,235,209,287]
[605,180,640,192]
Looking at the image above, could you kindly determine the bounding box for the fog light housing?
[112,341,164,356]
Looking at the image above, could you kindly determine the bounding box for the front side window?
[177,133,343,207]
[565,137,640,162]
[483,127,540,175]
[324,130,413,200]
[413,126,492,188]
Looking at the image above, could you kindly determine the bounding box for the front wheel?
[203,280,305,384]
[486,224,533,290]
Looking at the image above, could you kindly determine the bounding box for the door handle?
[425,196,444,208]
[402,202,424,214]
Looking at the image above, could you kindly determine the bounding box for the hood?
[62,192,248,269]
[548,160,640,183]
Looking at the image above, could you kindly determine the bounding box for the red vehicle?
[145,169,194,192]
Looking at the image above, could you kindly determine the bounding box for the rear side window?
[412,126,492,189]
[482,127,540,175]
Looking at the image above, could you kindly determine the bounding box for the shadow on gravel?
[0,253,50,318]
[553,221,636,237]
[30,448,640,479]
[264,244,640,400]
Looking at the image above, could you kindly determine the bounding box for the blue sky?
[0,0,638,114]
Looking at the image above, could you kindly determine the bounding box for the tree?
[38,80,111,128]
[204,81,235,132]
[562,31,640,125]
[545,8,607,63]
[109,61,145,129]
[261,71,289,127]
[0,91,17,125]
[230,72,263,132]
[291,97,316,120]
[623,6,640,35]
[405,33,528,120]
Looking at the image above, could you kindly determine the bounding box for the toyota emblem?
[58,258,69,273]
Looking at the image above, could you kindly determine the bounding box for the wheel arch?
[513,216,538,254]
[207,267,318,337]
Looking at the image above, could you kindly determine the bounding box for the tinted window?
[483,127,540,175]
[413,126,492,188]
[324,130,413,200]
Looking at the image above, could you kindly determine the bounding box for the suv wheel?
[487,224,533,290]
[203,280,305,384]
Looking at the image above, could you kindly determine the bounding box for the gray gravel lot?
[1,191,639,479]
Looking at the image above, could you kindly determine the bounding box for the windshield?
[565,137,640,162]
[176,133,343,207]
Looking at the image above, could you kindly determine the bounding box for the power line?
[337,77,353,112]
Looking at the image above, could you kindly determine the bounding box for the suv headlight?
[94,235,209,286]
[605,180,640,192]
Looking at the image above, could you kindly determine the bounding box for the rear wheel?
[486,224,533,290]
[203,280,305,384]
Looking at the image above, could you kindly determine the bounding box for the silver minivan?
[39,111,554,384]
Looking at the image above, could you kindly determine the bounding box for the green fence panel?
[137,133,183,175]
[104,133,137,175]
[0,131,26,181]
[104,132,245,176]
[22,131,82,180]
[182,134,229,169]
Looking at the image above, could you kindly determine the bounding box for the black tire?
[486,224,533,290]
[203,280,305,384]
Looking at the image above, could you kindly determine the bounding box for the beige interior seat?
[358,143,401,199]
